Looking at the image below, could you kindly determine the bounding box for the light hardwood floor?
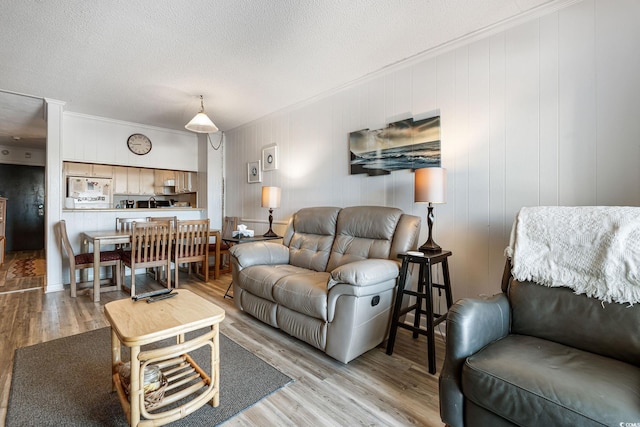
[0,264,447,426]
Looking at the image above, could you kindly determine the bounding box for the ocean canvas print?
[349,116,441,176]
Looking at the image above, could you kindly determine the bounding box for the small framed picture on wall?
[247,160,262,183]
[262,144,278,171]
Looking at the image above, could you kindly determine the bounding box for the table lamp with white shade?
[261,186,281,237]
[414,167,446,252]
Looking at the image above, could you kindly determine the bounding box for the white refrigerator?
[66,177,113,209]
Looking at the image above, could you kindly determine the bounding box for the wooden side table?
[386,250,453,374]
[104,289,225,426]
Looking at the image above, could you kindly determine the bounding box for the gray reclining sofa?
[229,206,420,363]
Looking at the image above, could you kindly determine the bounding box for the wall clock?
[127,133,152,155]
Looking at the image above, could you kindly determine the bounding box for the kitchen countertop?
[63,207,204,212]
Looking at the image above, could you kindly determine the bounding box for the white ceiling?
[0,0,568,148]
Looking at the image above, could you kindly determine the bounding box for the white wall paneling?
[63,112,198,171]
[206,132,224,230]
[45,98,65,291]
[593,0,640,205]
[558,0,597,206]
[224,0,640,300]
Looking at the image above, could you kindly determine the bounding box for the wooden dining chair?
[58,220,122,298]
[147,216,177,228]
[173,219,210,287]
[120,220,173,296]
[209,216,237,278]
[115,217,148,249]
[147,216,178,280]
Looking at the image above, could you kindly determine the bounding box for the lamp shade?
[415,167,446,204]
[261,186,281,208]
[185,112,218,133]
[185,95,219,133]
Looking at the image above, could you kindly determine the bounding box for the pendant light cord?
[208,131,224,150]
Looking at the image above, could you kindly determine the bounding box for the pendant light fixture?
[185,95,219,133]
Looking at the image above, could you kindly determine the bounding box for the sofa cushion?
[286,207,340,272]
[277,305,327,351]
[510,280,640,366]
[462,334,640,427]
[327,206,402,271]
[238,264,311,301]
[273,271,331,320]
[288,233,335,272]
[238,291,278,327]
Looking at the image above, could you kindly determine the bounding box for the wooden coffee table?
[104,289,225,426]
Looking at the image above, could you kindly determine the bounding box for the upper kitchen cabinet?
[154,169,175,186]
[113,166,129,194]
[67,162,195,196]
[92,164,114,177]
[117,168,154,195]
[64,162,113,178]
[175,171,197,193]
[139,169,155,195]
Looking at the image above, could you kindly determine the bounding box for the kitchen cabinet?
[188,172,198,193]
[65,162,196,197]
[64,162,113,177]
[153,170,196,194]
[154,169,175,194]
[113,167,128,194]
[175,171,186,193]
[126,168,141,195]
[175,171,197,193]
[64,162,91,176]
[114,167,155,195]
[139,169,155,195]
[92,164,114,178]
[154,169,175,187]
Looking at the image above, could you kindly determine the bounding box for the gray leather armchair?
[439,264,640,426]
[230,206,420,363]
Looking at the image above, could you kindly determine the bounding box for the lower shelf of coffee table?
[113,353,216,426]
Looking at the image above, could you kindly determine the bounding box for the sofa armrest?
[439,293,511,427]
[328,259,399,289]
[229,242,290,269]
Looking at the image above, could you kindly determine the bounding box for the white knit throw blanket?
[505,206,640,305]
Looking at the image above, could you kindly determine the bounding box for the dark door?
[0,164,45,251]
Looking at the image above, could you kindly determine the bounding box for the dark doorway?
[0,164,45,251]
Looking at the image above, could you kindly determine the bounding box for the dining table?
[81,229,132,302]
[81,226,221,302]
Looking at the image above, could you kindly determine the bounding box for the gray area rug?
[7,328,292,426]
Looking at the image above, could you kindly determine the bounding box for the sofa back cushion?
[326,206,403,271]
[284,207,340,272]
[509,280,640,367]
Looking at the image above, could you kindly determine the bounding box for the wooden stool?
[386,250,453,374]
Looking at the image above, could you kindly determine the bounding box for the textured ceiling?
[0,0,569,147]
